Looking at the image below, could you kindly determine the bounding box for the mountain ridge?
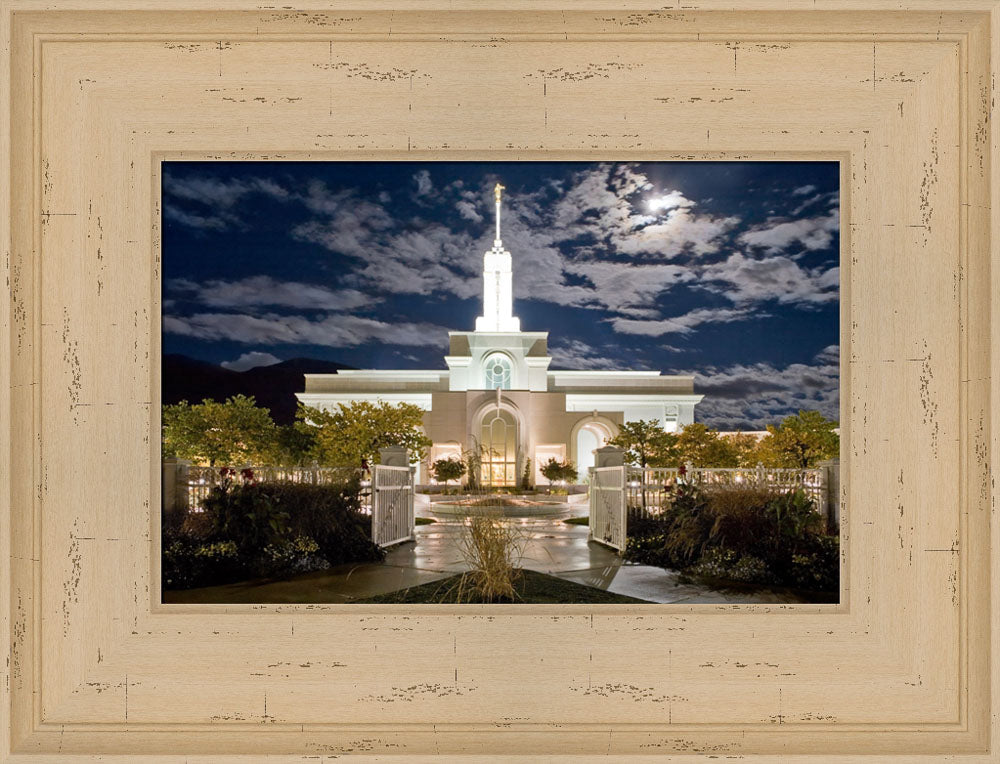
[162,354,355,425]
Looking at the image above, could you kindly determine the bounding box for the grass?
[357,568,651,604]
[454,509,527,600]
[562,516,589,526]
[414,517,436,525]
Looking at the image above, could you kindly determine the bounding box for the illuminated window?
[481,408,517,486]
[483,353,512,390]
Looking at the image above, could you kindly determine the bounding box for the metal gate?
[589,465,626,552]
[372,464,415,547]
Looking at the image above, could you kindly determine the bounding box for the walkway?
[164,505,815,605]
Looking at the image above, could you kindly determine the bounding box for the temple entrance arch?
[570,416,618,479]
[472,398,525,488]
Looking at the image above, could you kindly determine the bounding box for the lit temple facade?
[297,184,703,485]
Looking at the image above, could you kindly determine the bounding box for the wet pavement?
[164,502,816,605]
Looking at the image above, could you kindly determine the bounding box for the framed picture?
[158,158,843,608]
[2,2,996,760]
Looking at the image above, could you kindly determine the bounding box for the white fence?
[163,458,420,550]
[372,464,415,547]
[172,463,367,513]
[625,464,829,522]
[589,466,626,552]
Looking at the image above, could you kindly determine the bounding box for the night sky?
[162,161,840,430]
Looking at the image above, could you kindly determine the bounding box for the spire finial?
[494,182,505,242]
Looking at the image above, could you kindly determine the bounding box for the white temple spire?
[475,182,520,333]
[494,182,504,242]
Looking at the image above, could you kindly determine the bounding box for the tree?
[672,423,740,467]
[607,420,674,468]
[755,410,839,468]
[297,400,431,467]
[266,422,318,467]
[162,395,276,466]
[724,432,764,468]
[540,458,577,486]
[540,458,563,486]
[432,458,466,485]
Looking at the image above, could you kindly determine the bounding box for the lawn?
[357,568,650,604]
[562,516,589,526]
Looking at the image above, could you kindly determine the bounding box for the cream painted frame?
[1,1,998,760]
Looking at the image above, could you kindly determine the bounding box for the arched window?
[481,408,517,486]
[483,353,512,390]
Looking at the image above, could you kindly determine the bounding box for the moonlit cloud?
[700,253,838,305]
[455,199,483,223]
[681,346,840,429]
[413,169,433,197]
[220,351,282,371]
[549,340,649,371]
[738,210,839,254]
[164,312,450,348]
[815,344,840,364]
[609,307,758,337]
[168,276,377,311]
[163,176,290,215]
[163,204,232,232]
[645,190,695,213]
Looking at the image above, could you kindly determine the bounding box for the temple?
[297,183,703,485]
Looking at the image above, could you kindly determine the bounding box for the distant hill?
[162,354,355,425]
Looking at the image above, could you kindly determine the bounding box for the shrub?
[704,486,785,560]
[541,458,577,485]
[622,482,712,569]
[431,458,466,484]
[263,479,384,566]
[259,535,327,577]
[163,474,383,590]
[686,548,779,586]
[201,480,291,554]
[765,489,824,549]
[625,483,838,592]
[162,538,248,590]
[787,534,840,591]
[624,532,673,567]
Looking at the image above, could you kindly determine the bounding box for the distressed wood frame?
[1,1,998,760]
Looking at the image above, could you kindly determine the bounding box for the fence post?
[756,461,765,486]
[595,445,627,519]
[379,446,410,467]
[161,458,190,518]
[594,445,625,469]
[817,458,840,532]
